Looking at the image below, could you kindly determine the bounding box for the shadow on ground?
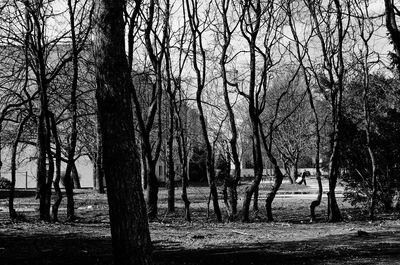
[0,229,399,265]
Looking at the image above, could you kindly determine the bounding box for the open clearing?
[0,178,400,264]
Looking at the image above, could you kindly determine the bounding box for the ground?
[0,177,400,264]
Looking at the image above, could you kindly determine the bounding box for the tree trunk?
[9,115,30,219]
[265,165,284,222]
[92,152,98,190]
[95,115,105,194]
[327,150,342,222]
[242,130,263,222]
[93,0,152,263]
[37,112,53,222]
[219,0,241,220]
[181,167,191,222]
[146,158,159,220]
[49,112,62,222]
[141,148,148,190]
[290,163,297,184]
[283,160,294,184]
[310,170,322,222]
[176,105,191,222]
[253,185,259,212]
[166,88,175,214]
[72,163,81,189]
[259,122,285,222]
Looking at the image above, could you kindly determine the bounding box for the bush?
[0,177,12,189]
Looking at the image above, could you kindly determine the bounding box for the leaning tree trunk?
[93,0,152,264]
[265,164,284,222]
[260,127,285,222]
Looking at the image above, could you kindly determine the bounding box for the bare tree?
[93,0,152,264]
[127,0,169,220]
[9,112,31,219]
[215,0,241,220]
[185,0,222,222]
[351,0,381,220]
[286,0,323,222]
[304,0,350,222]
[237,0,288,222]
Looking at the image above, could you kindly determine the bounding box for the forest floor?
[0,177,400,264]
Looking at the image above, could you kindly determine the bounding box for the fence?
[0,171,36,189]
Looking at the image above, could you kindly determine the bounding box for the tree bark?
[95,114,105,193]
[72,163,81,189]
[94,0,152,264]
[176,101,191,222]
[49,112,62,222]
[260,126,284,222]
[9,114,30,219]
[145,158,159,220]
[384,0,400,74]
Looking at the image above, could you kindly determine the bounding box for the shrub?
[0,177,12,189]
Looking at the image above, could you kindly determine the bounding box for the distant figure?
[296,171,309,185]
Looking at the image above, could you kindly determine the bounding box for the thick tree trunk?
[94,0,152,264]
